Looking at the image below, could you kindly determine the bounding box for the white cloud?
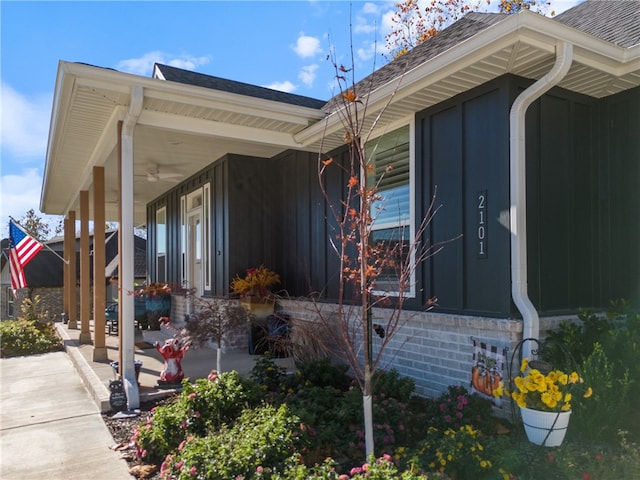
[292,35,322,59]
[0,168,48,233]
[362,2,382,15]
[0,82,51,160]
[355,2,384,35]
[116,52,211,76]
[263,80,297,93]
[357,41,379,62]
[298,64,319,87]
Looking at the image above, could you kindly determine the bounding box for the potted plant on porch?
[136,282,172,330]
[494,358,593,446]
[230,265,280,318]
[230,265,280,354]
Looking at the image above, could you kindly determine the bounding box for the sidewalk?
[0,321,295,480]
[0,351,132,479]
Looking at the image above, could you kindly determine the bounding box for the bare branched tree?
[312,33,459,459]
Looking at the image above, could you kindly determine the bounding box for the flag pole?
[9,216,70,265]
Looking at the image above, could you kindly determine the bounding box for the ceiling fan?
[144,163,184,182]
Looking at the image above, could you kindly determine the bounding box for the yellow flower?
[498,357,592,412]
[520,358,530,373]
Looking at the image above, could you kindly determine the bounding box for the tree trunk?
[216,335,223,372]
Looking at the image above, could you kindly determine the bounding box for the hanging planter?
[520,407,571,447]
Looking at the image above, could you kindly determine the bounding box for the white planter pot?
[520,407,571,447]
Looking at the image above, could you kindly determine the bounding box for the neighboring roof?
[153,63,327,109]
[1,231,147,287]
[23,251,65,288]
[554,0,640,48]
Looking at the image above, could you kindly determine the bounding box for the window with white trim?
[156,207,167,283]
[181,184,210,296]
[367,124,414,296]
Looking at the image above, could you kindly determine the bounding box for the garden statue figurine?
[155,336,191,385]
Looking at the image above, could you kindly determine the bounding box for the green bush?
[133,371,260,464]
[159,403,304,479]
[0,318,62,358]
[408,424,498,479]
[0,295,62,358]
[268,455,433,479]
[372,368,415,403]
[423,385,494,435]
[543,300,640,442]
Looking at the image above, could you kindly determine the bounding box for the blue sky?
[0,0,583,238]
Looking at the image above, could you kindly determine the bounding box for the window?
[6,288,15,318]
[181,184,210,296]
[366,124,414,296]
[156,207,167,283]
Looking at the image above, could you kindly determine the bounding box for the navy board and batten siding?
[416,77,512,318]
[145,75,639,398]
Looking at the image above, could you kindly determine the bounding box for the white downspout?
[510,42,572,360]
[121,85,144,409]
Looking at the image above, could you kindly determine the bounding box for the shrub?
[542,300,640,441]
[265,455,433,479]
[294,357,352,391]
[424,385,494,434]
[408,424,497,479]
[372,368,415,403]
[0,296,62,358]
[133,371,260,464]
[160,403,304,479]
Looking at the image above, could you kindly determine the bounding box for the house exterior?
[0,231,146,321]
[40,1,640,404]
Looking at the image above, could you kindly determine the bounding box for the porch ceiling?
[41,10,639,225]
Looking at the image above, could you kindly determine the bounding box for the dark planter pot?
[144,294,171,330]
[110,360,143,385]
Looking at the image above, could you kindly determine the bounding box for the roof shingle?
[153,63,327,109]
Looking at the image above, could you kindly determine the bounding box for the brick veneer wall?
[7,288,65,322]
[277,299,574,399]
[169,294,574,400]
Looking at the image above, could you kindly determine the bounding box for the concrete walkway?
[0,351,132,479]
[0,321,295,479]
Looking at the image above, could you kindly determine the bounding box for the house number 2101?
[477,191,488,259]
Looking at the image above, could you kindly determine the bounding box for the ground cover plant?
[120,302,640,479]
[0,295,62,358]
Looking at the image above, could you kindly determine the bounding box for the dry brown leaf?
[129,464,157,479]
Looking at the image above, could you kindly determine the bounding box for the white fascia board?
[139,109,303,148]
[41,63,78,213]
[143,86,324,126]
[66,62,325,126]
[295,10,638,147]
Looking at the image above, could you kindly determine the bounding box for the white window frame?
[156,206,167,283]
[367,120,415,298]
[180,184,211,295]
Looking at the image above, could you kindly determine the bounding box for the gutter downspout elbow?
[509,42,572,360]
[121,85,144,409]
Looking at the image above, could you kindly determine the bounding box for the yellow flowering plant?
[230,265,280,302]
[494,358,593,412]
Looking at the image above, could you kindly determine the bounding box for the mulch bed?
[102,397,176,480]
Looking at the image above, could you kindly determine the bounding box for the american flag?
[9,220,43,294]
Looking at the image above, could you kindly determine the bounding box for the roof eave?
[295,10,640,148]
